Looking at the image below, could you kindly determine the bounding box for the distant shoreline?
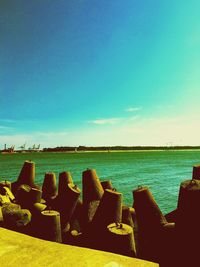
[42,145,200,152]
[1,146,200,154]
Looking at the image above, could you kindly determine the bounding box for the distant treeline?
[42,145,200,152]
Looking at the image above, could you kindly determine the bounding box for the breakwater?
[1,160,200,266]
[1,150,199,215]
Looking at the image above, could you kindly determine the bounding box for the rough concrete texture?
[0,227,158,267]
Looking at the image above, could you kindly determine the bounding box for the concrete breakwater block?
[101,180,113,190]
[4,186,15,201]
[0,184,15,204]
[58,171,74,195]
[122,206,134,228]
[177,179,200,228]
[42,172,57,202]
[41,210,62,243]
[172,179,200,266]
[27,203,47,238]
[133,186,167,234]
[1,202,21,214]
[91,189,122,232]
[11,160,40,194]
[82,169,104,204]
[15,184,42,207]
[83,200,100,225]
[0,192,11,205]
[70,198,84,232]
[56,183,81,230]
[82,169,104,227]
[192,165,200,180]
[81,189,122,251]
[176,179,200,252]
[107,222,137,257]
[30,203,47,216]
[133,186,170,262]
[0,180,11,191]
[2,203,31,229]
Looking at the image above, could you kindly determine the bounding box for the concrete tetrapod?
[107,222,136,257]
[28,202,47,238]
[91,189,122,231]
[2,202,31,231]
[0,182,13,204]
[82,169,104,204]
[0,187,15,205]
[58,171,73,195]
[122,206,134,228]
[177,179,200,229]
[0,180,11,191]
[101,180,113,190]
[82,169,104,227]
[192,165,200,180]
[42,172,57,203]
[87,189,122,251]
[70,198,85,233]
[133,186,174,265]
[56,183,81,232]
[175,179,200,266]
[11,160,40,194]
[15,184,42,208]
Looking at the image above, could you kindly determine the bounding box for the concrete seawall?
[0,227,158,267]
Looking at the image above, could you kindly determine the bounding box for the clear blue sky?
[1,0,200,148]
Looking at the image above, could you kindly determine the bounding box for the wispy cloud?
[0,125,14,130]
[0,126,11,129]
[88,118,121,125]
[125,106,142,112]
[0,119,16,123]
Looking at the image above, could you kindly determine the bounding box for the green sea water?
[1,150,200,214]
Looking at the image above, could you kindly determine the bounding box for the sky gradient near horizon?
[1,0,200,148]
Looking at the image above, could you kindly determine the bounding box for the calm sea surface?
[0,150,200,214]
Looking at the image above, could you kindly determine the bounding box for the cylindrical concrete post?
[192,165,200,180]
[41,210,62,243]
[42,172,57,201]
[107,222,136,257]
